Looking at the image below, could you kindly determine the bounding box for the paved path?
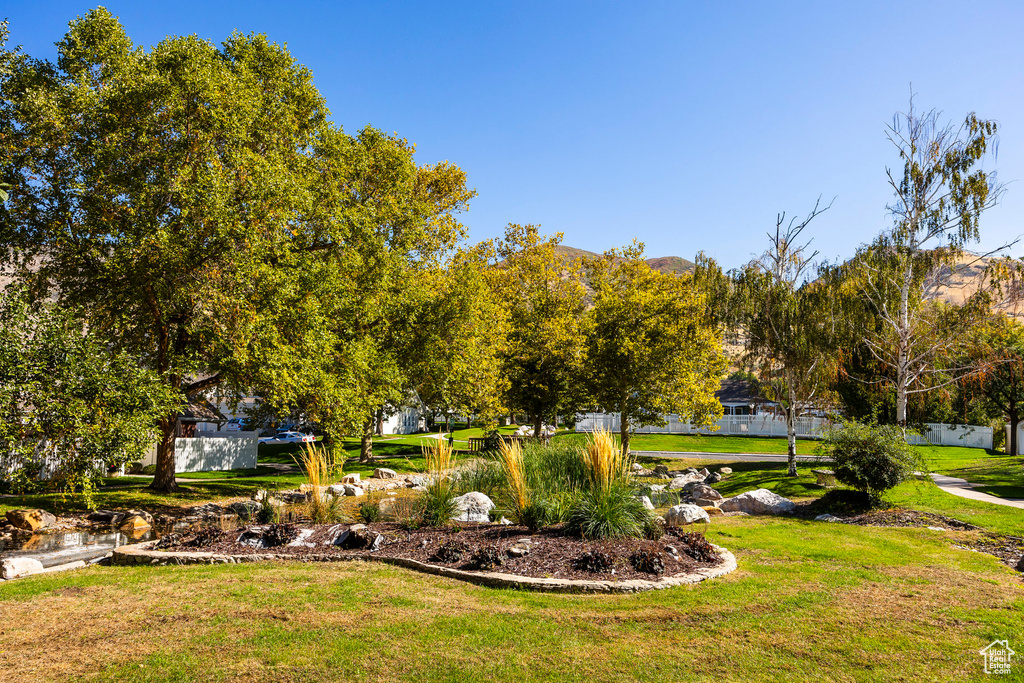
[636,449,1024,510]
[632,450,818,463]
[929,473,1024,510]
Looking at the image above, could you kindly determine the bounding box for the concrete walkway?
[929,473,1024,510]
[635,449,1024,510]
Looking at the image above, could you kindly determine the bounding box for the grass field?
[1,513,1020,682]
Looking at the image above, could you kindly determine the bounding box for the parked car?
[257,431,315,445]
[224,417,250,432]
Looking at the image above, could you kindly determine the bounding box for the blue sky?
[5,1,1023,269]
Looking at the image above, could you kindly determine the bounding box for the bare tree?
[852,96,1005,429]
[736,197,840,476]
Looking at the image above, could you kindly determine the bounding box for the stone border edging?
[112,541,737,594]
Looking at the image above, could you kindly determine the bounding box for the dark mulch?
[953,533,1024,573]
[841,509,980,530]
[154,522,723,581]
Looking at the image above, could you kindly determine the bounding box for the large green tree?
[963,316,1024,455]
[0,287,178,501]
[0,9,333,490]
[494,225,589,436]
[584,243,726,454]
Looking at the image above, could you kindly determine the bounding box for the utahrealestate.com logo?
[980,640,1015,675]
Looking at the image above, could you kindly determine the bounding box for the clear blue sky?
[5,1,1023,269]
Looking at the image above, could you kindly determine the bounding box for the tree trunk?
[359,416,374,463]
[786,381,798,477]
[620,411,630,456]
[533,413,542,438]
[895,261,912,433]
[375,408,384,437]
[149,418,180,492]
[1009,411,1019,456]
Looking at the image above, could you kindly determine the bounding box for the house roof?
[179,398,226,424]
[715,378,767,405]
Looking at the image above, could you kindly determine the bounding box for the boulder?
[689,483,723,502]
[334,524,382,551]
[640,495,655,510]
[118,514,152,532]
[815,513,843,522]
[343,485,364,497]
[506,544,530,558]
[704,472,722,484]
[407,475,427,487]
[631,463,644,472]
[1,557,44,579]
[668,473,704,490]
[326,484,345,496]
[719,489,796,515]
[341,473,361,485]
[229,500,260,516]
[1016,556,1024,572]
[663,504,710,526]
[6,509,56,531]
[718,467,733,475]
[653,465,670,477]
[86,510,126,527]
[698,468,710,478]
[374,468,398,479]
[451,492,494,523]
[701,506,724,517]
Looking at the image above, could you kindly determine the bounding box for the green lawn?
[1,512,1020,682]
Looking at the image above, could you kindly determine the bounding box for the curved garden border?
[112,541,737,594]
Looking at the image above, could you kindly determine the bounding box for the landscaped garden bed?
[146,521,728,582]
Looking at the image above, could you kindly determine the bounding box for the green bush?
[565,481,658,540]
[421,483,458,526]
[817,421,925,499]
[141,464,157,475]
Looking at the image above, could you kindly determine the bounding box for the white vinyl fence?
[173,431,259,472]
[575,413,993,450]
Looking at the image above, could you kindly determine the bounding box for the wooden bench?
[812,469,837,487]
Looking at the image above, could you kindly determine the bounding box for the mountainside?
[552,245,696,275]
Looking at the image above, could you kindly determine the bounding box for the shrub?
[564,430,660,540]
[256,490,280,524]
[433,540,469,563]
[358,498,382,523]
[496,438,551,530]
[421,439,458,526]
[141,464,157,475]
[573,549,615,572]
[521,441,588,500]
[804,488,880,516]
[482,430,504,453]
[469,545,503,570]
[818,421,926,499]
[566,482,653,540]
[629,546,665,575]
[454,458,503,498]
[672,531,717,563]
[294,441,345,523]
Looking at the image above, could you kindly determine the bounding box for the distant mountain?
[552,245,696,275]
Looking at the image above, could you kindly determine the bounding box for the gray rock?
[663,504,710,526]
[698,468,710,478]
[86,510,126,527]
[451,492,495,523]
[287,529,316,547]
[668,473,704,490]
[718,467,733,475]
[343,485,364,497]
[640,495,655,510]
[653,465,670,476]
[229,501,261,518]
[374,468,398,479]
[704,472,722,484]
[411,485,428,492]
[690,484,723,502]
[1,557,44,579]
[341,473,361,484]
[326,484,345,496]
[507,544,530,558]
[407,475,427,487]
[719,489,796,515]
[631,463,644,472]
[815,513,843,522]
